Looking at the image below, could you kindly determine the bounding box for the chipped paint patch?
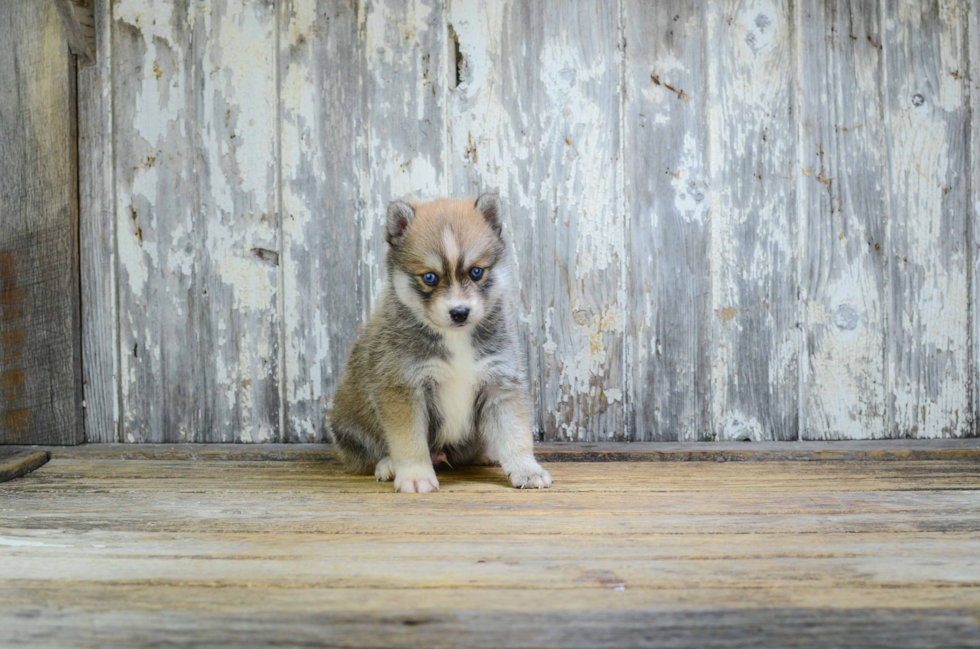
[670,133,708,225]
[720,413,764,442]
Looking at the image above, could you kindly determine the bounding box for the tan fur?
[402,199,504,271]
[329,195,553,493]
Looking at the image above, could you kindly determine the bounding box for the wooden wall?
[0,0,84,445]
[79,0,979,443]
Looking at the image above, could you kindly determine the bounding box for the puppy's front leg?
[481,387,553,489]
[379,386,439,493]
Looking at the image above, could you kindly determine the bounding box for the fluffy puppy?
[329,194,553,493]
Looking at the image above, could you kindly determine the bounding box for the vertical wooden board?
[971,0,980,437]
[623,0,711,441]
[0,0,83,445]
[885,0,971,438]
[112,0,196,442]
[358,0,448,316]
[79,0,119,442]
[448,0,625,441]
[706,0,799,441]
[446,0,542,434]
[198,0,281,443]
[798,0,887,439]
[280,0,363,442]
[114,0,280,442]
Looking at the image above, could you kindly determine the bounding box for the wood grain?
[971,0,980,438]
[884,0,971,438]
[78,0,118,443]
[280,0,364,442]
[448,0,626,441]
[623,0,711,441]
[113,0,280,442]
[0,0,83,445]
[0,449,48,482]
[798,0,887,439]
[2,455,980,647]
[13,439,979,463]
[4,599,977,649]
[706,0,799,441]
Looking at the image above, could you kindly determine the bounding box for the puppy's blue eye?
[469,267,484,280]
[421,272,438,286]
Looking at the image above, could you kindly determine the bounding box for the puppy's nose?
[449,307,470,324]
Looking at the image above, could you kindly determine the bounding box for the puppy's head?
[386,194,507,331]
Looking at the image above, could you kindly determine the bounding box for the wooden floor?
[2,444,980,648]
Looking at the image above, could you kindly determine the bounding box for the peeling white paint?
[556,305,624,398]
[670,132,708,225]
[95,0,976,444]
[540,39,623,280]
[885,0,970,438]
[720,413,763,442]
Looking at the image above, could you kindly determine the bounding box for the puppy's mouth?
[441,319,474,330]
[435,314,480,330]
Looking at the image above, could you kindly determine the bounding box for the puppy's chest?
[429,337,487,444]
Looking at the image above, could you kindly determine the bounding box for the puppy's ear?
[386,200,415,246]
[475,193,502,236]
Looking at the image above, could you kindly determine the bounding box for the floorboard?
[1,449,979,647]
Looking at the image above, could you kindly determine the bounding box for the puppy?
[329,194,553,493]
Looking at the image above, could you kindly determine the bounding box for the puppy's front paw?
[375,457,395,482]
[508,465,553,489]
[394,465,440,493]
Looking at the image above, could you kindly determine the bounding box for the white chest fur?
[431,332,483,446]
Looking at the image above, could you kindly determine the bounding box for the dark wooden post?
[0,0,84,444]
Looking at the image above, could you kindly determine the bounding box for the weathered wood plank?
[799,0,887,439]
[971,0,980,438]
[448,0,625,441]
[623,1,711,441]
[111,0,196,441]
[113,0,280,442]
[0,450,48,482]
[3,579,980,615]
[706,0,799,441]
[885,0,972,438]
[6,528,980,563]
[10,439,980,463]
[358,0,449,313]
[7,531,980,588]
[10,459,980,497]
[0,0,83,445]
[78,0,118,443]
[280,0,363,442]
[4,601,978,649]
